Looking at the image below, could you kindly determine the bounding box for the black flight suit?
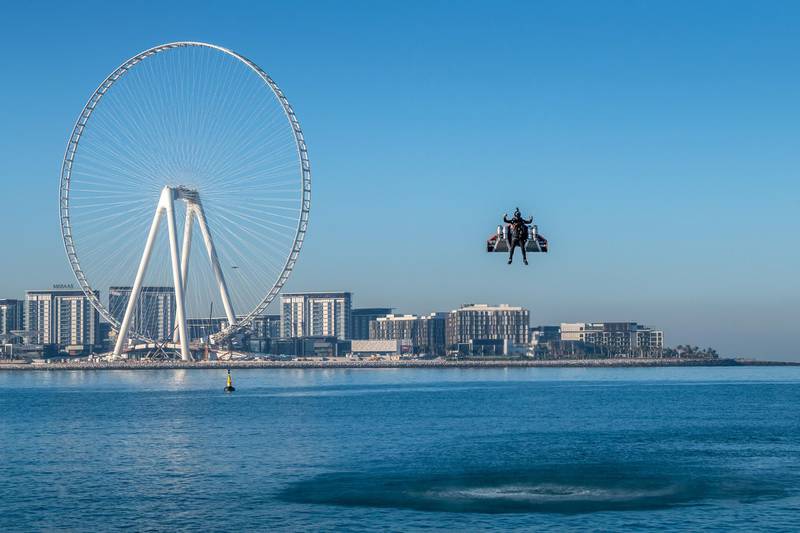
[503,214,533,264]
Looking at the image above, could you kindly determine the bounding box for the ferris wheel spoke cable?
[212,212,291,265]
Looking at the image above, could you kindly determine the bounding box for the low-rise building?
[223,314,280,339]
[560,322,664,357]
[187,317,226,341]
[369,313,447,356]
[269,336,350,358]
[351,307,393,340]
[454,338,527,357]
[350,339,411,357]
[446,303,530,352]
[239,314,281,353]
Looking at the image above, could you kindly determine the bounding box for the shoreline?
[0,357,796,371]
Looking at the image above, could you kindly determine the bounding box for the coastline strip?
[0,358,796,371]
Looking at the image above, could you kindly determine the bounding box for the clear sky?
[0,1,798,359]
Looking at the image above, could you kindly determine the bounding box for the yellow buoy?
[224,368,235,392]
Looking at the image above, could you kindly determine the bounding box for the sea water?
[1,367,799,531]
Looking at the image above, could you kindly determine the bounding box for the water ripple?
[279,464,785,514]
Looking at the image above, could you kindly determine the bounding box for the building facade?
[225,314,281,353]
[531,325,561,344]
[281,292,352,339]
[636,327,665,355]
[454,338,527,357]
[109,286,176,341]
[249,314,281,339]
[187,318,226,341]
[0,299,24,341]
[25,288,100,351]
[369,313,447,356]
[446,304,530,350]
[351,308,393,340]
[560,322,664,357]
[350,339,410,357]
[269,336,350,358]
[220,314,281,339]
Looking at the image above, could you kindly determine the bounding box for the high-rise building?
[25,288,100,350]
[446,303,530,350]
[369,313,447,356]
[109,286,175,341]
[0,299,24,341]
[281,292,352,339]
[560,322,664,356]
[351,307,393,340]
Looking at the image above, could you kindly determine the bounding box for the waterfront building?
[269,336,350,358]
[252,314,281,338]
[25,288,100,352]
[97,321,113,351]
[454,338,526,357]
[529,325,561,357]
[219,314,281,353]
[560,322,664,357]
[221,314,281,339]
[531,325,561,345]
[351,307,393,340]
[446,303,530,350]
[369,313,447,356]
[281,292,352,339]
[187,317,226,341]
[561,322,603,342]
[350,339,410,357]
[0,299,24,341]
[109,286,175,341]
[636,327,665,355]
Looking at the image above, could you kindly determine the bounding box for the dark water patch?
[279,463,786,514]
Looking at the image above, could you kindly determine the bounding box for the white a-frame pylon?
[112,186,236,360]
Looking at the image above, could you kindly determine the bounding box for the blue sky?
[0,1,798,359]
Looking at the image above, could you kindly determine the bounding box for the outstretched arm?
[503,214,512,224]
[522,216,533,224]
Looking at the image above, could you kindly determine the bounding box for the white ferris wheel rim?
[59,41,311,342]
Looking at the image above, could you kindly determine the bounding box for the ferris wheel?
[59,42,311,359]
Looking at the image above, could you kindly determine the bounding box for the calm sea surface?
[1,367,799,531]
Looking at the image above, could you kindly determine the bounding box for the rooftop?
[455,303,526,312]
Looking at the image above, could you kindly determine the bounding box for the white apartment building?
[560,322,664,356]
[446,303,530,348]
[281,292,352,339]
[25,288,100,349]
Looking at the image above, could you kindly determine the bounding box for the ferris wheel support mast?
[112,186,236,360]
